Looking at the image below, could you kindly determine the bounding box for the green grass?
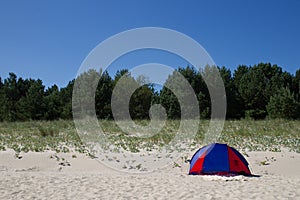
[0,120,88,154]
[0,119,299,154]
[219,119,300,153]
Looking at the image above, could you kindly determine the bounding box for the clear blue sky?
[0,0,299,88]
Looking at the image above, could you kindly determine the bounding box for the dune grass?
[0,119,299,154]
[0,120,88,154]
[219,120,300,153]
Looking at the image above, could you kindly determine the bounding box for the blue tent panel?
[189,144,211,169]
[202,143,229,172]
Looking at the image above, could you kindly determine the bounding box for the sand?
[0,149,299,200]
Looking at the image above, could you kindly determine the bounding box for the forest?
[0,62,299,122]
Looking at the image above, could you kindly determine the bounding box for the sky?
[0,0,299,88]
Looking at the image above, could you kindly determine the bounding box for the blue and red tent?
[189,143,251,176]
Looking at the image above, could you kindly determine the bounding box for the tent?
[189,143,251,176]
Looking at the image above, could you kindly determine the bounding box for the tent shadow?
[245,174,261,178]
[188,171,262,177]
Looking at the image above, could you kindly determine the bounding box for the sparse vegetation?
[0,120,88,154]
[0,119,299,154]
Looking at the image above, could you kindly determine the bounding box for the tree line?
[0,62,299,122]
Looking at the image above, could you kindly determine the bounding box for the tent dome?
[189,143,251,176]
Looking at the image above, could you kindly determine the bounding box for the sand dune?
[0,149,299,199]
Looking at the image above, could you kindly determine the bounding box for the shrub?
[267,87,299,119]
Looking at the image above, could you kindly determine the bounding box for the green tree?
[129,84,153,119]
[159,70,181,119]
[26,79,46,120]
[95,71,113,119]
[72,69,101,118]
[60,80,74,119]
[178,66,211,118]
[0,77,3,121]
[15,97,30,121]
[111,70,154,120]
[267,87,299,119]
[219,66,243,119]
[232,65,250,118]
[234,65,249,88]
[159,67,201,119]
[44,85,62,120]
[114,69,129,83]
[291,69,300,101]
[159,87,180,119]
[15,78,34,121]
[237,63,285,119]
[1,73,20,121]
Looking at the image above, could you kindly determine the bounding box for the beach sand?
[0,149,299,200]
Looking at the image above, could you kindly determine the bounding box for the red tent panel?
[227,146,251,174]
